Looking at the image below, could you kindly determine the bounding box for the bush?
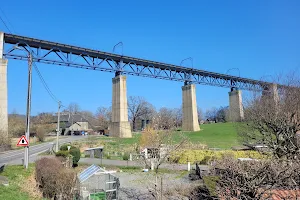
[35,157,76,199]
[122,153,130,160]
[55,150,69,158]
[69,147,80,166]
[55,169,77,199]
[105,153,111,159]
[58,144,81,166]
[203,176,219,197]
[60,144,72,151]
[35,157,62,198]
[36,126,46,142]
[170,150,267,164]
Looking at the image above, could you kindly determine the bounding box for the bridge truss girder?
[2,33,272,91]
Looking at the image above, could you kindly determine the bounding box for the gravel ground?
[116,171,201,200]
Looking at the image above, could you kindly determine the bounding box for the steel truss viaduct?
[2,33,279,91]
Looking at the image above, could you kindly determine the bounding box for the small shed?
[85,146,104,158]
[77,165,119,200]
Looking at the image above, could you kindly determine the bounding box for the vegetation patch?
[171,149,267,164]
[56,144,81,166]
[0,164,36,200]
[203,176,219,197]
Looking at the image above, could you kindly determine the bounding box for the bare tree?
[8,111,26,137]
[205,107,218,122]
[128,96,155,131]
[197,107,204,122]
[239,78,300,159]
[152,107,177,130]
[215,156,300,200]
[173,108,182,128]
[65,102,81,115]
[31,112,55,141]
[139,127,187,199]
[216,106,229,122]
[95,106,112,129]
[205,106,229,122]
[32,112,54,124]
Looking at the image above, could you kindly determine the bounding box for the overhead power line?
[0,6,61,106]
[33,62,60,104]
[0,15,12,34]
[0,6,16,34]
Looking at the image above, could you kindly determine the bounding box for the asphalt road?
[0,136,86,165]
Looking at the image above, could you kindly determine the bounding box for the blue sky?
[1,0,300,115]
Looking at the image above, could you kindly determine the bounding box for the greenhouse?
[76,165,119,200]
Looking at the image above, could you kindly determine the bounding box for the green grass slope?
[182,123,239,149]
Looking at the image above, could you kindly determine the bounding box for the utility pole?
[56,101,61,152]
[24,52,33,169]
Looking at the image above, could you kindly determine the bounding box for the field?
[75,123,240,159]
[137,122,240,149]
[181,122,240,149]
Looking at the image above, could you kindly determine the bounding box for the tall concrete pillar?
[182,84,200,131]
[0,32,8,138]
[229,89,244,122]
[110,75,132,138]
[262,84,279,103]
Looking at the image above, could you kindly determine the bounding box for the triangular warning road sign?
[17,135,29,147]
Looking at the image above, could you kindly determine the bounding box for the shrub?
[55,150,69,158]
[170,150,267,164]
[203,176,219,197]
[58,144,80,166]
[35,157,76,199]
[105,153,111,159]
[55,169,77,199]
[69,147,81,166]
[122,153,130,160]
[60,144,72,151]
[36,126,46,142]
[199,156,212,165]
[35,157,62,198]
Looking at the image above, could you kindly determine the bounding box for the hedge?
[55,150,70,158]
[57,144,81,166]
[60,144,73,151]
[170,150,268,164]
[69,148,81,165]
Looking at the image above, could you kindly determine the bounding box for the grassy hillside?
[182,123,240,149]
[81,122,240,151]
[0,164,35,200]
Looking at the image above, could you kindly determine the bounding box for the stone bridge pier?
[262,83,279,103]
[182,83,200,131]
[228,88,244,122]
[110,74,132,138]
[0,32,8,138]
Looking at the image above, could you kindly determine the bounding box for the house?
[52,113,92,135]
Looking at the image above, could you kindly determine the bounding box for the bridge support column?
[110,75,132,138]
[0,32,8,140]
[182,84,200,131]
[229,89,244,122]
[262,84,279,103]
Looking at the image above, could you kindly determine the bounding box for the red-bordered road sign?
[16,135,29,147]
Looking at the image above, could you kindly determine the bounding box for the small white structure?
[141,145,169,159]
